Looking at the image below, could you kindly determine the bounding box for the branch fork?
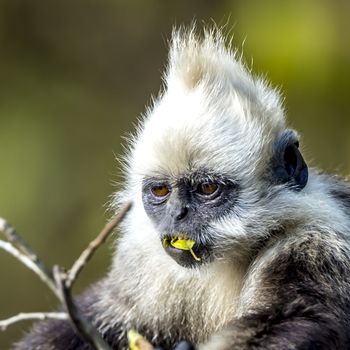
[0,203,136,350]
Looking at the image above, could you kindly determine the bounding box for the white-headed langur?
[15,27,350,350]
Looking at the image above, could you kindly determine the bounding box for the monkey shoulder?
[237,230,350,349]
[13,317,89,350]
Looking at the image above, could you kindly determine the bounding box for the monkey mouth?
[162,234,208,268]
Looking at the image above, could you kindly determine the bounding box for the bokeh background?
[0,0,349,348]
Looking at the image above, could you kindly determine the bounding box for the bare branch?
[0,240,58,297]
[0,312,68,331]
[66,202,132,288]
[0,218,36,258]
[53,266,111,350]
[0,203,132,350]
[0,218,54,288]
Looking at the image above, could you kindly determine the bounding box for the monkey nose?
[175,206,188,221]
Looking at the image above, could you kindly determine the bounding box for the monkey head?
[117,29,308,270]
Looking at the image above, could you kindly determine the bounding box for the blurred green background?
[0,0,349,348]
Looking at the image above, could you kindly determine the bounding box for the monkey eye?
[151,184,171,198]
[197,182,219,196]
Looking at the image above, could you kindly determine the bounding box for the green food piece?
[127,329,142,350]
[163,236,201,262]
[163,238,169,248]
[170,237,195,250]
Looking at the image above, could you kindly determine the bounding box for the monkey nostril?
[175,206,188,221]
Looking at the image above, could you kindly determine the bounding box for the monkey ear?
[272,129,308,190]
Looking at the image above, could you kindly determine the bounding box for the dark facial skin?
[142,170,239,268]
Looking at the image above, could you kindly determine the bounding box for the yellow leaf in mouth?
[127,330,142,350]
[163,238,169,248]
[163,237,201,262]
[127,330,153,350]
[170,237,195,250]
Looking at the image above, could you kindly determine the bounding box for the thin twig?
[0,312,68,331]
[53,266,111,350]
[0,218,37,258]
[0,203,132,350]
[0,218,54,287]
[0,240,58,297]
[66,202,132,288]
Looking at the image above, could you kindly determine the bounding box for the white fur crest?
[118,27,286,198]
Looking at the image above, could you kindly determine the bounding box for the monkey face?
[137,127,308,269]
[142,170,238,268]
